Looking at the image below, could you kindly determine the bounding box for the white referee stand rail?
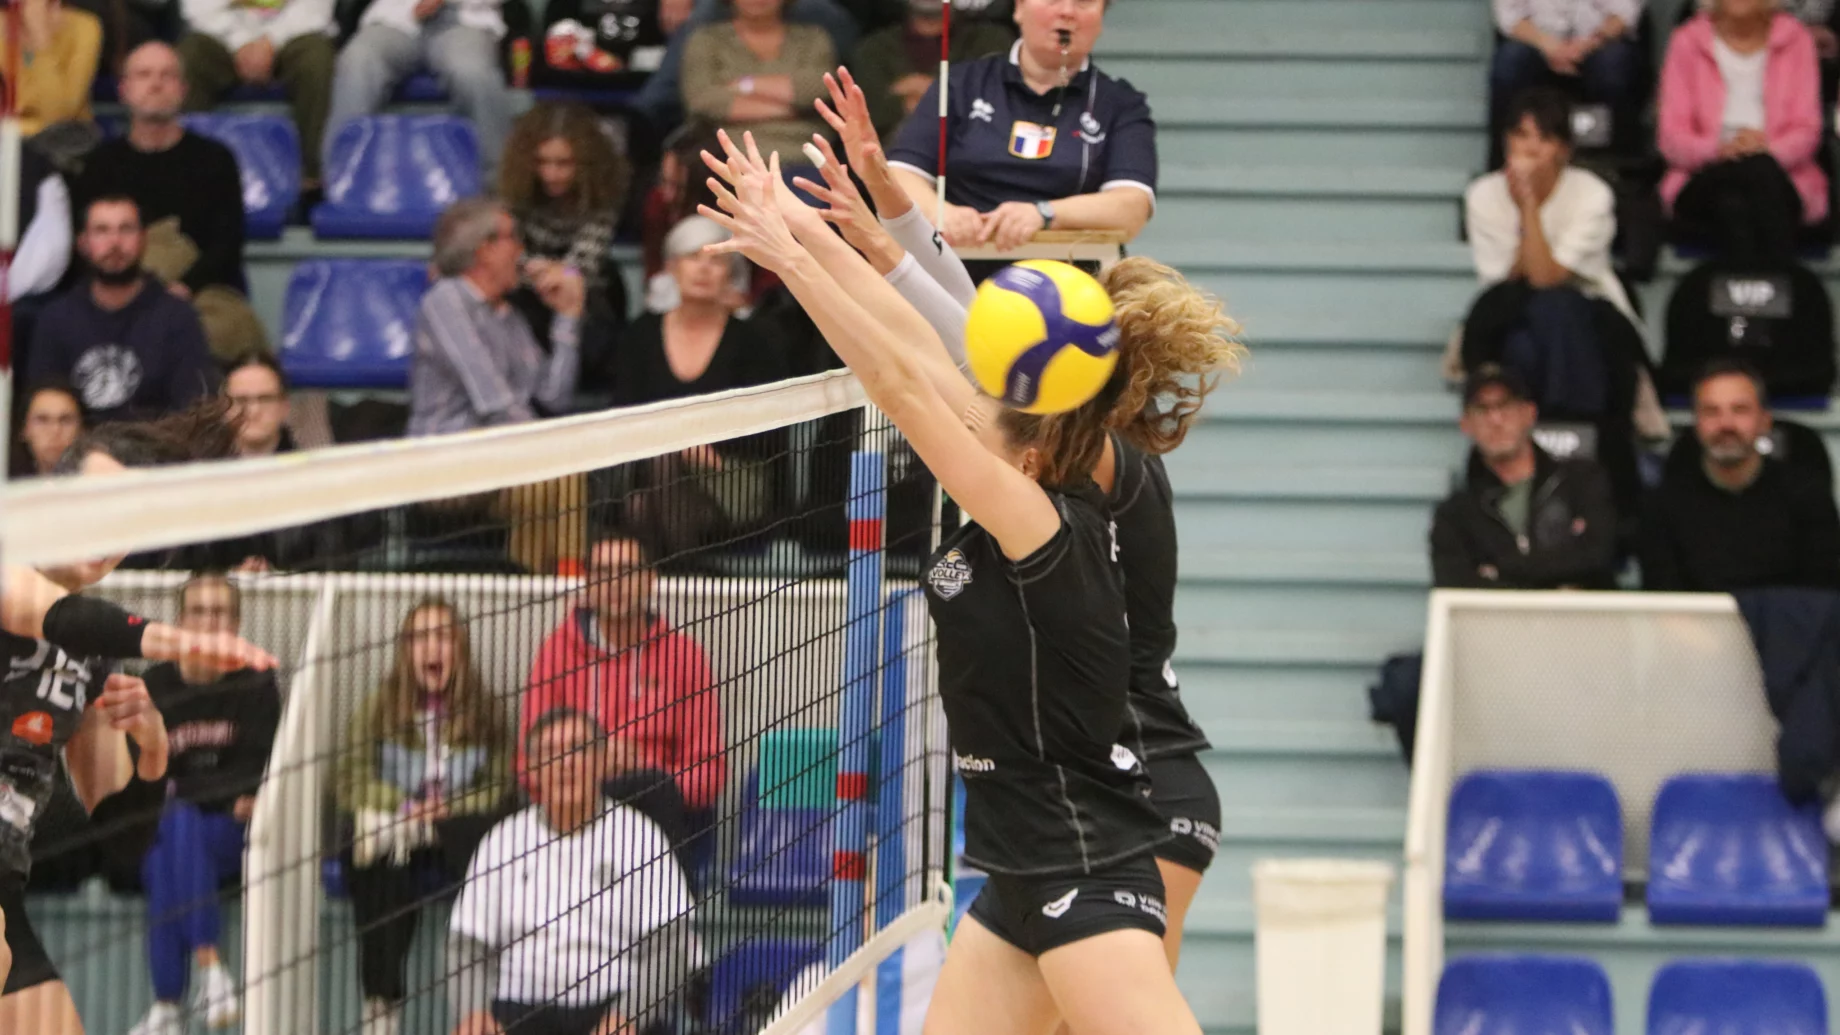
[951,230,1128,271]
[1401,589,1776,1035]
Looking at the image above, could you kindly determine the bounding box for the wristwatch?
[738,76,756,96]
[1035,200,1055,227]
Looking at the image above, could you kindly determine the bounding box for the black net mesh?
[5,404,948,1035]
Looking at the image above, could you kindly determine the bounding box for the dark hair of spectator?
[498,103,633,219]
[1693,356,1770,407]
[366,597,505,749]
[9,381,88,478]
[82,193,142,228]
[716,0,787,14]
[997,257,1244,486]
[591,526,653,562]
[1503,87,1575,148]
[524,707,607,757]
[178,570,242,623]
[226,352,291,396]
[56,397,241,473]
[664,121,725,226]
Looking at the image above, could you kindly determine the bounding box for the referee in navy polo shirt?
[885,0,1156,253]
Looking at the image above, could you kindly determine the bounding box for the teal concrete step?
[1175,584,1429,639]
[1174,626,1418,668]
[1185,391,1464,467]
[1101,28,1483,61]
[1154,195,1463,245]
[1104,0,1490,37]
[1181,658,1384,725]
[1165,463,1450,501]
[1162,163,1471,198]
[1184,548,1430,586]
[1175,497,1435,553]
[1201,744,1409,812]
[1235,343,1447,391]
[1105,58,1484,102]
[1204,803,1407,905]
[1161,125,1485,168]
[1155,96,1482,130]
[1178,901,1406,1035]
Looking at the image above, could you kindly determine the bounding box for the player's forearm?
[66,718,133,812]
[892,168,941,223]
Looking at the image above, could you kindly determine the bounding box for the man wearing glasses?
[1431,364,1619,590]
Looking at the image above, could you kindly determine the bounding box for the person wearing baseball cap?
[1430,363,1619,590]
[850,0,1014,137]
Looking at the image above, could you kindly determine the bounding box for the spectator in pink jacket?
[1659,0,1826,263]
[520,530,726,850]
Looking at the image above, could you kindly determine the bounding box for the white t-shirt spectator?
[1464,165,1639,326]
[449,800,693,1008]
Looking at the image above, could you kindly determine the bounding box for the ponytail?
[1099,256,1244,455]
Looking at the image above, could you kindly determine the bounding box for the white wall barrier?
[1400,589,1775,1035]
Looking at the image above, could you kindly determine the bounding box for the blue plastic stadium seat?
[1648,959,1827,1034]
[705,937,823,1035]
[1648,773,1828,927]
[312,114,480,239]
[1436,954,1613,1035]
[1444,770,1623,922]
[727,770,834,909]
[279,260,426,389]
[181,113,299,239]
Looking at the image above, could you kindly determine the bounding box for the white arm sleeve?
[8,177,71,303]
[886,254,970,371]
[880,205,978,308]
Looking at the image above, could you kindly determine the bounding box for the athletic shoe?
[193,962,241,1030]
[362,997,401,1035]
[126,1002,184,1035]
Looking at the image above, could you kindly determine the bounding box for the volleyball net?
[0,371,953,1035]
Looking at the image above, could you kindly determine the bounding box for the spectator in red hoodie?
[520,530,725,853]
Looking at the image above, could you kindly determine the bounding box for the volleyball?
[965,260,1121,414]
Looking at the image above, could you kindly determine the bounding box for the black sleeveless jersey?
[924,484,1168,876]
[0,630,100,876]
[1108,435,1211,760]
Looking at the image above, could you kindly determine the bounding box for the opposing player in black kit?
[698,131,1225,1034]
[800,69,1241,974]
[0,404,276,1034]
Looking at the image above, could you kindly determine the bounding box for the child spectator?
[1659,0,1826,262]
[76,42,267,362]
[129,572,281,1035]
[680,0,835,168]
[323,0,513,180]
[9,383,85,479]
[27,196,220,424]
[1642,358,1840,590]
[177,0,337,188]
[336,598,509,1035]
[448,709,699,1035]
[850,0,1010,137]
[521,531,725,828]
[0,0,101,136]
[498,103,633,350]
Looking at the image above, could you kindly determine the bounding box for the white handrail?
[243,578,335,1035]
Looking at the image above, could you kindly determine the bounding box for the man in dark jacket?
[1641,358,1840,592]
[26,196,219,424]
[1431,364,1619,589]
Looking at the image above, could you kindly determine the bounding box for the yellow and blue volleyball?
[965,260,1120,414]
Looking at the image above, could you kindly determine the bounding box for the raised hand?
[791,135,897,261]
[97,674,168,780]
[698,136,808,275]
[701,128,828,238]
[816,68,908,214]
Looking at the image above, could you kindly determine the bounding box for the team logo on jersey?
[1079,111,1106,144]
[953,751,996,773]
[72,344,144,411]
[11,712,52,747]
[969,99,996,123]
[1041,888,1079,918]
[928,549,974,599]
[1110,743,1140,772]
[1009,121,1056,159]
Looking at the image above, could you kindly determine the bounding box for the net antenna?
[1,0,20,438]
[935,0,950,212]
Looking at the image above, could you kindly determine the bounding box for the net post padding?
[0,369,869,567]
[1400,589,1774,1035]
[826,427,888,1034]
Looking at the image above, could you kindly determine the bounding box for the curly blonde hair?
[497,103,632,217]
[996,256,1244,487]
